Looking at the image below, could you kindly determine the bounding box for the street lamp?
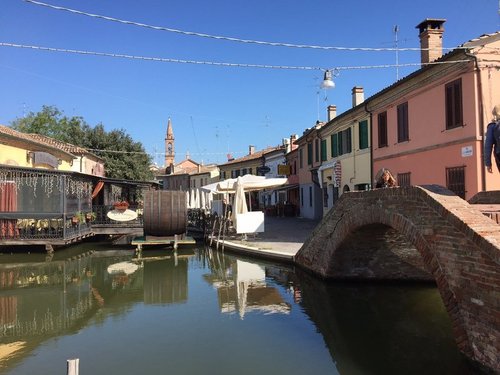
[321,69,335,89]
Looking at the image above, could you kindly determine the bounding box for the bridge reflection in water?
[0,245,480,375]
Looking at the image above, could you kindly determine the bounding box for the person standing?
[484,104,500,173]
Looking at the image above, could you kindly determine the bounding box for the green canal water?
[0,243,480,375]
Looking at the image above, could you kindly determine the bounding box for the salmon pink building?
[370,19,500,200]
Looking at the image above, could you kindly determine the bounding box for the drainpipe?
[465,50,486,192]
[364,101,374,189]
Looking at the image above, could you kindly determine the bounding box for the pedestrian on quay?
[484,104,500,173]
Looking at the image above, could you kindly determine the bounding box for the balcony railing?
[0,205,143,242]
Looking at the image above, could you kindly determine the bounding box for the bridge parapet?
[295,185,500,372]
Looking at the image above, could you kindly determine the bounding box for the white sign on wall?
[461,146,473,157]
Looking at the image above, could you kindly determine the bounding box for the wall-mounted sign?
[257,166,271,175]
[278,164,291,175]
[33,151,59,169]
[461,146,473,157]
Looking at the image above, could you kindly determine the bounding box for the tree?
[11,105,153,180]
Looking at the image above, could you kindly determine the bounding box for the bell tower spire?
[165,118,175,172]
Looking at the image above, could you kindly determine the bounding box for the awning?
[201,174,288,194]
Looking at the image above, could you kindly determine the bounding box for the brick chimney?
[290,134,298,151]
[327,105,337,121]
[416,19,446,65]
[352,87,364,107]
[249,145,255,155]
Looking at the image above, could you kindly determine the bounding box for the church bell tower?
[165,118,175,173]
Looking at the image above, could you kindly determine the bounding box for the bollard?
[67,358,79,375]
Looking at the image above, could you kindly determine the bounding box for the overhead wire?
[24,0,466,53]
[0,42,477,71]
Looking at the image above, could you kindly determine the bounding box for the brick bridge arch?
[295,185,499,372]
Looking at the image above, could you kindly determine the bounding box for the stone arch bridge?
[295,185,499,373]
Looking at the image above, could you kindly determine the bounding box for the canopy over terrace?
[200,174,288,194]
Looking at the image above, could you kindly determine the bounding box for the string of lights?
[88,148,245,157]
[0,42,475,72]
[24,0,466,53]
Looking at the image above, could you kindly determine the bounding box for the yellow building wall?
[0,143,74,170]
[0,145,31,167]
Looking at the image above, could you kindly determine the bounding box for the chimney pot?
[249,145,255,155]
[327,105,337,121]
[416,18,446,65]
[352,87,364,107]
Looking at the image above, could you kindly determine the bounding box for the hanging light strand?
[0,42,478,72]
[23,0,488,53]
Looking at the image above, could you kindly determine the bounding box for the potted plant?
[113,200,129,212]
[71,212,85,225]
[85,212,96,222]
[71,214,80,225]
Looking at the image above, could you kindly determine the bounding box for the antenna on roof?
[394,25,400,80]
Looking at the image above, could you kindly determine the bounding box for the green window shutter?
[359,120,368,149]
[307,143,312,165]
[331,133,338,157]
[321,139,327,161]
[345,128,352,154]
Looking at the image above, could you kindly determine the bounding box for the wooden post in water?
[67,358,79,375]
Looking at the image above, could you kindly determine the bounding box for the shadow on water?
[294,268,483,375]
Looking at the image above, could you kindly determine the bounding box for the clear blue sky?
[1,0,498,166]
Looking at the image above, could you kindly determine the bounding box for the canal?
[0,243,480,374]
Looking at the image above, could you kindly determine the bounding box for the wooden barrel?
[143,190,187,236]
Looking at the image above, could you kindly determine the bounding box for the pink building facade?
[371,21,500,200]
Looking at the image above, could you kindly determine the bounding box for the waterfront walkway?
[211,216,320,262]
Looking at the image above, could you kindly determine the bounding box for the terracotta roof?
[0,125,73,158]
[0,125,103,161]
[28,133,89,155]
[219,146,284,166]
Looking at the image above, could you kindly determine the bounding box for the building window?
[446,166,466,199]
[249,168,252,175]
[397,102,409,142]
[307,143,313,165]
[315,139,319,162]
[320,139,327,161]
[309,186,313,207]
[331,128,352,157]
[299,149,303,168]
[355,183,369,191]
[331,133,338,157]
[445,78,463,130]
[378,111,388,148]
[397,172,411,187]
[241,168,247,175]
[340,128,352,155]
[359,120,369,150]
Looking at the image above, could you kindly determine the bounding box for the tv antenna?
[394,25,400,80]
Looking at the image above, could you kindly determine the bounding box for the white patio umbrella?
[186,190,191,208]
[231,176,248,227]
[199,188,206,209]
[193,187,200,209]
[211,174,288,193]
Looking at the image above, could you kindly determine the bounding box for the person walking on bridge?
[484,104,500,173]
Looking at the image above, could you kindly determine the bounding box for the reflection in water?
[0,245,483,375]
[203,249,290,319]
